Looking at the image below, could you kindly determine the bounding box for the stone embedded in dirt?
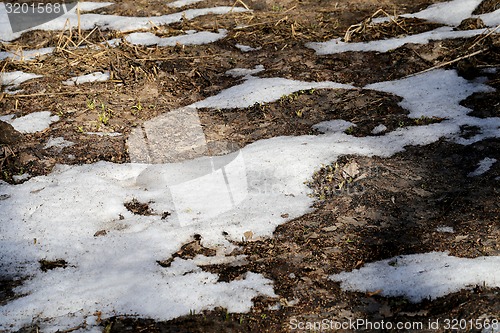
[0,120,24,145]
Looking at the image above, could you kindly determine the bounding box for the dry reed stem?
[232,0,250,11]
[3,90,108,98]
[409,48,487,77]
[344,8,406,42]
[468,25,499,50]
[77,2,82,40]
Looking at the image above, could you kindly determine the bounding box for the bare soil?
[1,0,499,332]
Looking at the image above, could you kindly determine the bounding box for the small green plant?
[86,99,96,110]
[344,126,355,135]
[131,101,143,115]
[97,102,112,126]
[279,89,317,106]
[76,125,84,133]
[98,111,110,125]
[272,4,283,11]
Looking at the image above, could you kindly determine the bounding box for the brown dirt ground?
[1,0,500,332]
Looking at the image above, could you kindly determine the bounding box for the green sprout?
[344,126,355,135]
[86,99,96,110]
[131,101,143,115]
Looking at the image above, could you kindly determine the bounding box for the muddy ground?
[1,0,500,331]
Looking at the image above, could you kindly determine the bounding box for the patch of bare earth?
[1,0,499,331]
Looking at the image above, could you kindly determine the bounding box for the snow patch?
[192,77,354,109]
[62,71,110,86]
[44,137,75,150]
[0,4,248,42]
[3,111,59,133]
[1,71,42,90]
[330,252,500,302]
[402,0,484,26]
[306,27,488,55]
[225,65,265,78]
[436,226,454,233]
[468,157,497,177]
[312,120,355,134]
[168,0,204,8]
[371,124,388,134]
[125,29,227,46]
[0,47,55,61]
[235,43,261,52]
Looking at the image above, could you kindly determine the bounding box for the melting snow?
[168,0,205,8]
[0,47,55,61]
[0,71,42,90]
[371,124,388,135]
[468,157,497,177]
[330,252,500,302]
[401,0,484,25]
[235,43,261,52]
[62,71,110,86]
[192,77,354,109]
[44,137,75,150]
[1,0,500,330]
[0,2,248,42]
[2,111,59,133]
[2,67,497,330]
[436,226,454,233]
[125,29,227,46]
[312,120,355,134]
[225,65,265,77]
[306,27,489,55]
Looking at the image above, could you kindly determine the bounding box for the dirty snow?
[235,43,261,52]
[0,47,55,61]
[192,77,354,109]
[436,226,455,233]
[125,29,227,46]
[1,0,500,330]
[44,137,75,150]
[0,2,248,42]
[401,0,483,25]
[312,119,355,134]
[468,157,497,177]
[371,124,388,135]
[2,111,59,133]
[225,65,265,77]
[168,0,205,8]
[307,0,499,55]
[12,173,31,182]
[2,67,497,331]
[330,252,500,302]
[62,71,110,86]
[306,27,489,55]
[0,71,42,90]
